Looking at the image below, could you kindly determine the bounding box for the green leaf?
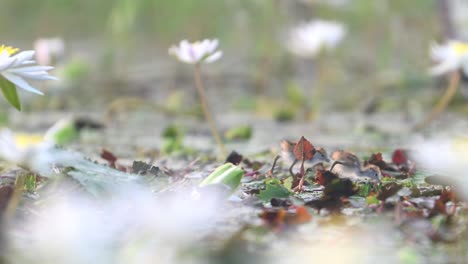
[257,178,291,202]
[0,77,21,110]
[44,118,79,145]
[357,183,372,197]
[199,163,244,192]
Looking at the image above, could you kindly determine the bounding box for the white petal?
[7,65,54,73]
[0,129,23,163]
[428,59,461,76]
[11,51,35,67]
[204,51,222,63]
[14,71,58,81]
[0,57,16,71]
[1,72,44,95]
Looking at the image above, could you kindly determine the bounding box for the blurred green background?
[2,0,465,118]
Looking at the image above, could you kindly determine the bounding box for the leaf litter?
[0,135,467,263]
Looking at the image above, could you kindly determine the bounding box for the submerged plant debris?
[0,133,466,264]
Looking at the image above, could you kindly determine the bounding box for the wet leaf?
[366,152,394,171]
[366,195,380,205]
[101,149,118,168]
[259,206,311,229]
[293,136,315,161]
[225,151,243,165]
[257,178,291,202]
[429,189,454,217]
[377,182,403,201]
[132,161,160,176]
[315,169,338,186]
[323,178,356,199]
[392,149,408,165]
[199,163,244,192]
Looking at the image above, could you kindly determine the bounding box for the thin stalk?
[3,173,25,222]
[413,71,460,131]
[310,55,325,120]
[293,159,305,192]
[193,64,227,157]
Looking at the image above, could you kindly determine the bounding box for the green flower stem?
[193,64,227,157]
[413,71,460,131]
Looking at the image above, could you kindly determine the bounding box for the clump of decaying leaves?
[259,206,312,230]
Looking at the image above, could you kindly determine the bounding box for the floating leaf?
[0,77,21,110]
[293,136,315,161]
[257,178,291,202]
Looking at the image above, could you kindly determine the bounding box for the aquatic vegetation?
[428,41,468,76]
[169,39,222,64]
[415,40,468,130]
[0,45,57,110]
[169,39,226,156]
[287,20,346,58]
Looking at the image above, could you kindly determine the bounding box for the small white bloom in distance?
[287,20,346,58]
[169,39,222,64]
[429,40,468,76]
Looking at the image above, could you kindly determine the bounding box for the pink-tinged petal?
[1,72,44,95]
[204,51,222,63]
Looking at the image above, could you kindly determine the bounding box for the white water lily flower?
[169,39,222,64]
[287,20,346,58]
[0,44,57,95]
[429,40,468,76]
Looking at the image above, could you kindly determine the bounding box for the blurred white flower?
[0,128,55,172]
[299,0,350,8]
[429,40,468,76]
[6,187,224,264]
[34,37,65,65]
[412,136,468,200]
[0,44,57,95]
[169,39,222,64]
[287,20,346,58]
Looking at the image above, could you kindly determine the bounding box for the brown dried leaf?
[293,136,315,161]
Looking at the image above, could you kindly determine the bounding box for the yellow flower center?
[15,133,44,148]
[452,42,468,56]
[0,45,19,55]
